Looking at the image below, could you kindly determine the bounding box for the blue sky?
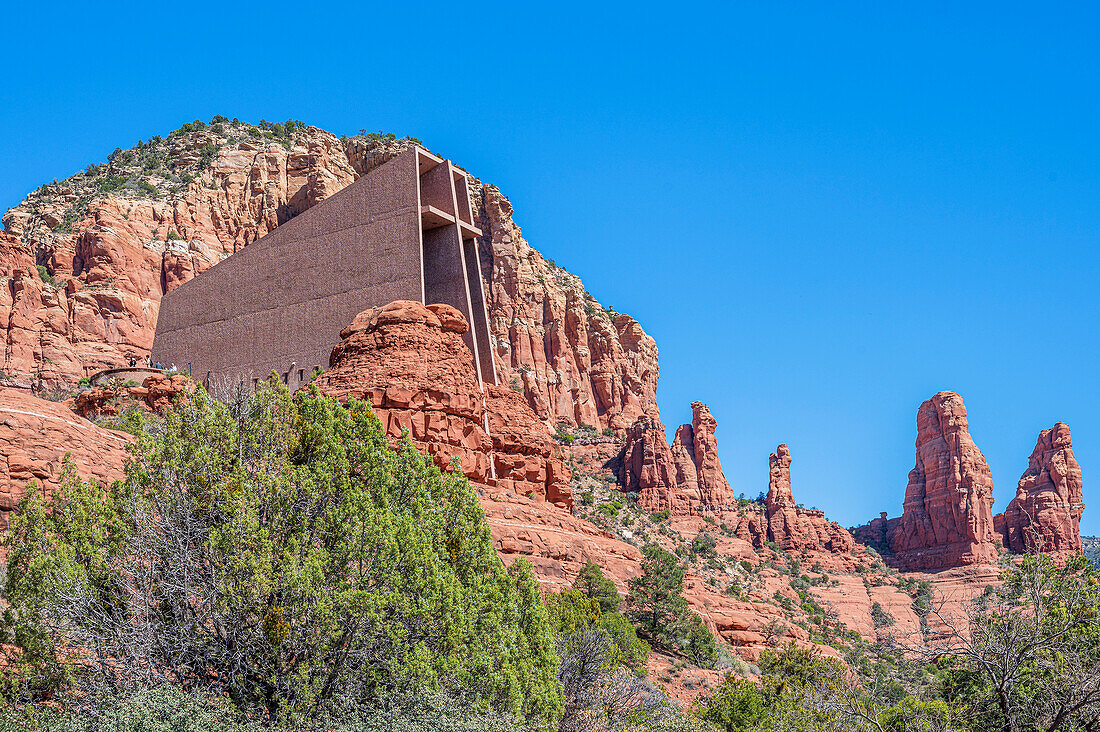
[2,2,1097,532]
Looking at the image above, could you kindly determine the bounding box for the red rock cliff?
[885,391,1000,570]
[995,423,1084,556]
[0,388,130,529]
[312,300,571,508]
[473,184,660,431]
[0,122,659,432]
[619,402,737,513]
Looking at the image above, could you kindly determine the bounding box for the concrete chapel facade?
[152,147,497,389]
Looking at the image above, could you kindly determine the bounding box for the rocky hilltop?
[888,391,1000,570]
[0,119,657,432]
[618,403,737,513]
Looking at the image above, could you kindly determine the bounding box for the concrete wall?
[153,149,423,389]
[152,146,498,391]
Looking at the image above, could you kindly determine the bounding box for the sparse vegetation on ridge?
[12,117,418,251]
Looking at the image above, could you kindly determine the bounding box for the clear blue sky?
[2,2,1097,532]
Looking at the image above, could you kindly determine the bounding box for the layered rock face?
[312,300,570,508]
[72,373,194,418]
[874,392,1000,570]
[995,423,1084,556]
[765,444,855,553]
[1,121,660,433]
[474,185,660,431]
[619,402,738,513]
[0,388,130,528]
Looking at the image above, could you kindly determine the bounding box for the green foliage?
[176,120,206,135]
[546,589,649,671]
[693,675,767,731]
[1,382,563,726]
[197,144,218,170]
[573,560,621,613]
[690,532,717,559]
[626,544,719,668]
[547,590,601,636]
[97,174,129,192]
[0,683,531,732]
[870,601,895,629]
[92,402,147,436]
[35,265,56,287]
[553,424,575,444]
[598,500,623,517]
[935,553,1100,732]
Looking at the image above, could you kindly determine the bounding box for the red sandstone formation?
[72,373,194,418]
[474,185,660,431]
[0,387,130,529]
[883,392,1000,571]
[995,423,1084,556]
[765,444,855,553]
[0,123,659,433]
[484,385,572,507]
[619,402,738,513]
[312,300,570,508]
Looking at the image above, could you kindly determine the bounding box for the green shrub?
[871,601,896,628]
[598,500,623,517]
[693,675,767,731]
[35,265,56,287]
[1,382,563,726]
[545,589,649,671]
[197,144,218,170]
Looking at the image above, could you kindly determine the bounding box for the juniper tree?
[573,560,622,613]
[626,544,719,668]
[1,381,563,727]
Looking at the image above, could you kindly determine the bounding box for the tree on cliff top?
[1,382,563,727]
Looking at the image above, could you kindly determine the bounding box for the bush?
[35,265,56,287]
[871,601,896,628]
[0,683,531,732]
[693,675,767,731]
[1,382,563,726]
[0,685,246,731]
[197,144,218,170]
